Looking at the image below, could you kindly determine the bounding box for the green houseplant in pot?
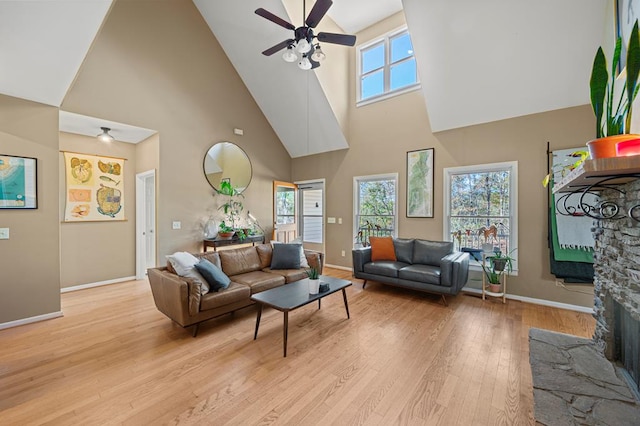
[216,180,245,239]
[588,19,640,159]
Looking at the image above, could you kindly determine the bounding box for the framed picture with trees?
[406,148,434,218]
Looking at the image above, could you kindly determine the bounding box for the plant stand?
[482,253,506,303]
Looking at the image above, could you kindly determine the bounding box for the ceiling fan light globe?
[311,47,326,62]
[296,39,311,54]
[298,57,312,70]
[282,48,298,63]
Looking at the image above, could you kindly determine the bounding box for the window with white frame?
[443,162,518,269]
[357,28,419,105]
[354,173,398,246]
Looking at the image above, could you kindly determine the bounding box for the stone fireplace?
[592,179,640,395]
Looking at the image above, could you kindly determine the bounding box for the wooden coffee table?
[251,275,352,357]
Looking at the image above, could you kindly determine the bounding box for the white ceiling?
[0,0,610,151]
[328,0,402,34]
[59,111,157,144]
[0,0,112,107]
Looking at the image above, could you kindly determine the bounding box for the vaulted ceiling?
[0,0,609,153]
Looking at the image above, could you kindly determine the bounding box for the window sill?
[356,83,422,108]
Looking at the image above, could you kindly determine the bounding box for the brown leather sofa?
[147,243,323,336]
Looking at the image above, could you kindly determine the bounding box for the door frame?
[136,169,156,279]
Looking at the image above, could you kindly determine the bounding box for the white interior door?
[136,170,156,279]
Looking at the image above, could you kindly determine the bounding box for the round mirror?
[203,142,252,193]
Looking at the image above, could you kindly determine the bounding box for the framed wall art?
[406,148,434,218]
[0,154,37,209]
[63,151,125,222]
[616,0,640,72]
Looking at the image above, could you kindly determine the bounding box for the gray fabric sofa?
[352,238,469,305]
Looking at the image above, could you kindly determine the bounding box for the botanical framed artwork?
[63,151,125,222]
[406,148,434,218]
[616,0,640,72]
[0,154,37,209]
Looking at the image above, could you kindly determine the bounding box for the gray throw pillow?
[393,238,414,264]
[413,240,453,266]
[195,258,231,291]
[270,243,302,269]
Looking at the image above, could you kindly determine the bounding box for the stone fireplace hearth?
[529,179,640,424]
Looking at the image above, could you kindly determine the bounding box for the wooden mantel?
[553,155,640,193]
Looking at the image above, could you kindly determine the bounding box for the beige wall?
[59,132,137,288]
[292,12,596,308]
[0,95,61,323]
[62,0,290,263]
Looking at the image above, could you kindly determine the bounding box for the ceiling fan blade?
[262,39,295,56]
[255,8,295,30]
[305,0,333,28]
[317,32,356,46]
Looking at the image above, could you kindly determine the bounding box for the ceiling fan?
[255,0,356,70]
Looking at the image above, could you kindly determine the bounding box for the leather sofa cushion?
[219,246,262,276]
[393,238,414,264]
[255,244,273,268]
[270,243,301,269]
[196,251,222,268]
[369,236,397,261]
[263,267,308,283]
[413,240,453,266]
[230,270,286,294]
[200,281,250,311]
[364,261,409,278]
[398,264,441,286]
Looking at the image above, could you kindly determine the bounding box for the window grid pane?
[390,58,417,91]
[390,32,413,63]
[362,43,384,74]
[361,70,384,100]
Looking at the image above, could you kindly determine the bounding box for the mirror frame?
[203,141,252,194]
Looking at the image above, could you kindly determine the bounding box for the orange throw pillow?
[369,236,397,261]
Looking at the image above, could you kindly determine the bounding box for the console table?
[203,234,265,252]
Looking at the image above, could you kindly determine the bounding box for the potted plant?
[587,19,640,159]
[218,220,235,239]
[217,180,244,232]
[306,267,320,294]
[486,249,516,273]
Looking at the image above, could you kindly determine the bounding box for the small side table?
[203,234,265,251]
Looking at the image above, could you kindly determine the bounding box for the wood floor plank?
[0,269,595,425]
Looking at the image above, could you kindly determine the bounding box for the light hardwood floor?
[0,268,594,425]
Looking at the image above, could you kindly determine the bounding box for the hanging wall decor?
[63,151,125,222]
[406,148,434,218]
[0,154,37,209]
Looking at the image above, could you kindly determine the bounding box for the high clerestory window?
[357,27,420,106]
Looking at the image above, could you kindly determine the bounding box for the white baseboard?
[324,263,353,272]
[461,287,594,314]
[61,276,136,293]
[0,311,63,330]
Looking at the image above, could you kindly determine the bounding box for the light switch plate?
[0,228,9,239]
[327,217,336,224]
[172,221,181,230]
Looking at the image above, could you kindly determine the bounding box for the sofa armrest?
[148,267,200,325]
[352,247,372,273]
[440,252,470,293]
[304,249,324,273]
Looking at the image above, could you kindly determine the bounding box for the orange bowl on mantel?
[587,134,640,159]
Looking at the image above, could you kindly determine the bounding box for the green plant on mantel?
[591,20,640,139]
